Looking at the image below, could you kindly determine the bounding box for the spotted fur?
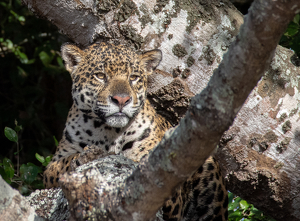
[43,42,228,220]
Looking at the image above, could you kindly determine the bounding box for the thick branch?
[22,0,106,47]
[58,1,300,220]
[216,42,300,220]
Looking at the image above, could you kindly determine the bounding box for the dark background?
[0,0,72,167]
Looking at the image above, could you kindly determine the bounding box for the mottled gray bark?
[26,188,69,221]
[25,156,165,221]
[216,45,300,220]
[0,176,44,221]
[18,0,300,220]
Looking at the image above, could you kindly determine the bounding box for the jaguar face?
[61,42,162,128]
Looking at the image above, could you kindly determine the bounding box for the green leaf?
[57,56,64,68]
[9,10,25,23]
[43,156,52,166]
[294,14,300,25]
[14,146,23,155]
[4,127,18,143]
[17,66,28,78]
[228,192,234,204]
[285,23,299,37]
[15,48,29,64]
[14,121,23,132]
[249,206,263,217]
[39,51,52,66]
[3,158,14,179]
[20,163,39,184]
[0,167,10,183]
[45,156,52,163]
[228,210,243,219]
[26,58,36,64]
[14,125,22,132]
[0,2,7,7]
[18,16,25,22]
[5,39,14,50]
[27,162,42,173]
[228,196,242,211]
[239,199,250,210]
[35,153,45,164]
[0,168,11,184]
[53,136,59,147]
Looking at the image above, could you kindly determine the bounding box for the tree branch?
[22,0,108,47]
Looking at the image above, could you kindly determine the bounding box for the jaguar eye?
[130,75,139,81]
[94,72,106,81]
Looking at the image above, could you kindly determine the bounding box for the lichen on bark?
[120,25,144,49]
[114,0,137,22]
[97,0,120,12]
[155,0,226,32]
[172,44,187,58]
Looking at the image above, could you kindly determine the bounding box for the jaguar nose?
[110,95,131,110]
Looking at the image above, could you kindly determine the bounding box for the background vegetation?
[0,0,71,194]
[0,0,299,219]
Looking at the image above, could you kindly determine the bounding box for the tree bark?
[18,0,300,220]
[216,45,300,220]
[0,176,44,221]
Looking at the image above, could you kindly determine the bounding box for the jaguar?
[43,42,228,220]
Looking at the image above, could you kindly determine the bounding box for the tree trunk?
[216,45,300,220]
[15,0,300,220]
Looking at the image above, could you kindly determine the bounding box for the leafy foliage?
[0,155,46,194]
[280,14,300,65]
[1,124,52,194]
[228,192,276,221]
[0,0,71,194]
[0,0,72,188]
[0,158,14,184]
[4,126,18,142]
[36,153,52,167]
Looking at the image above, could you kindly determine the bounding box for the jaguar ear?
[140,49,162,73]
[61,43,85,74]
